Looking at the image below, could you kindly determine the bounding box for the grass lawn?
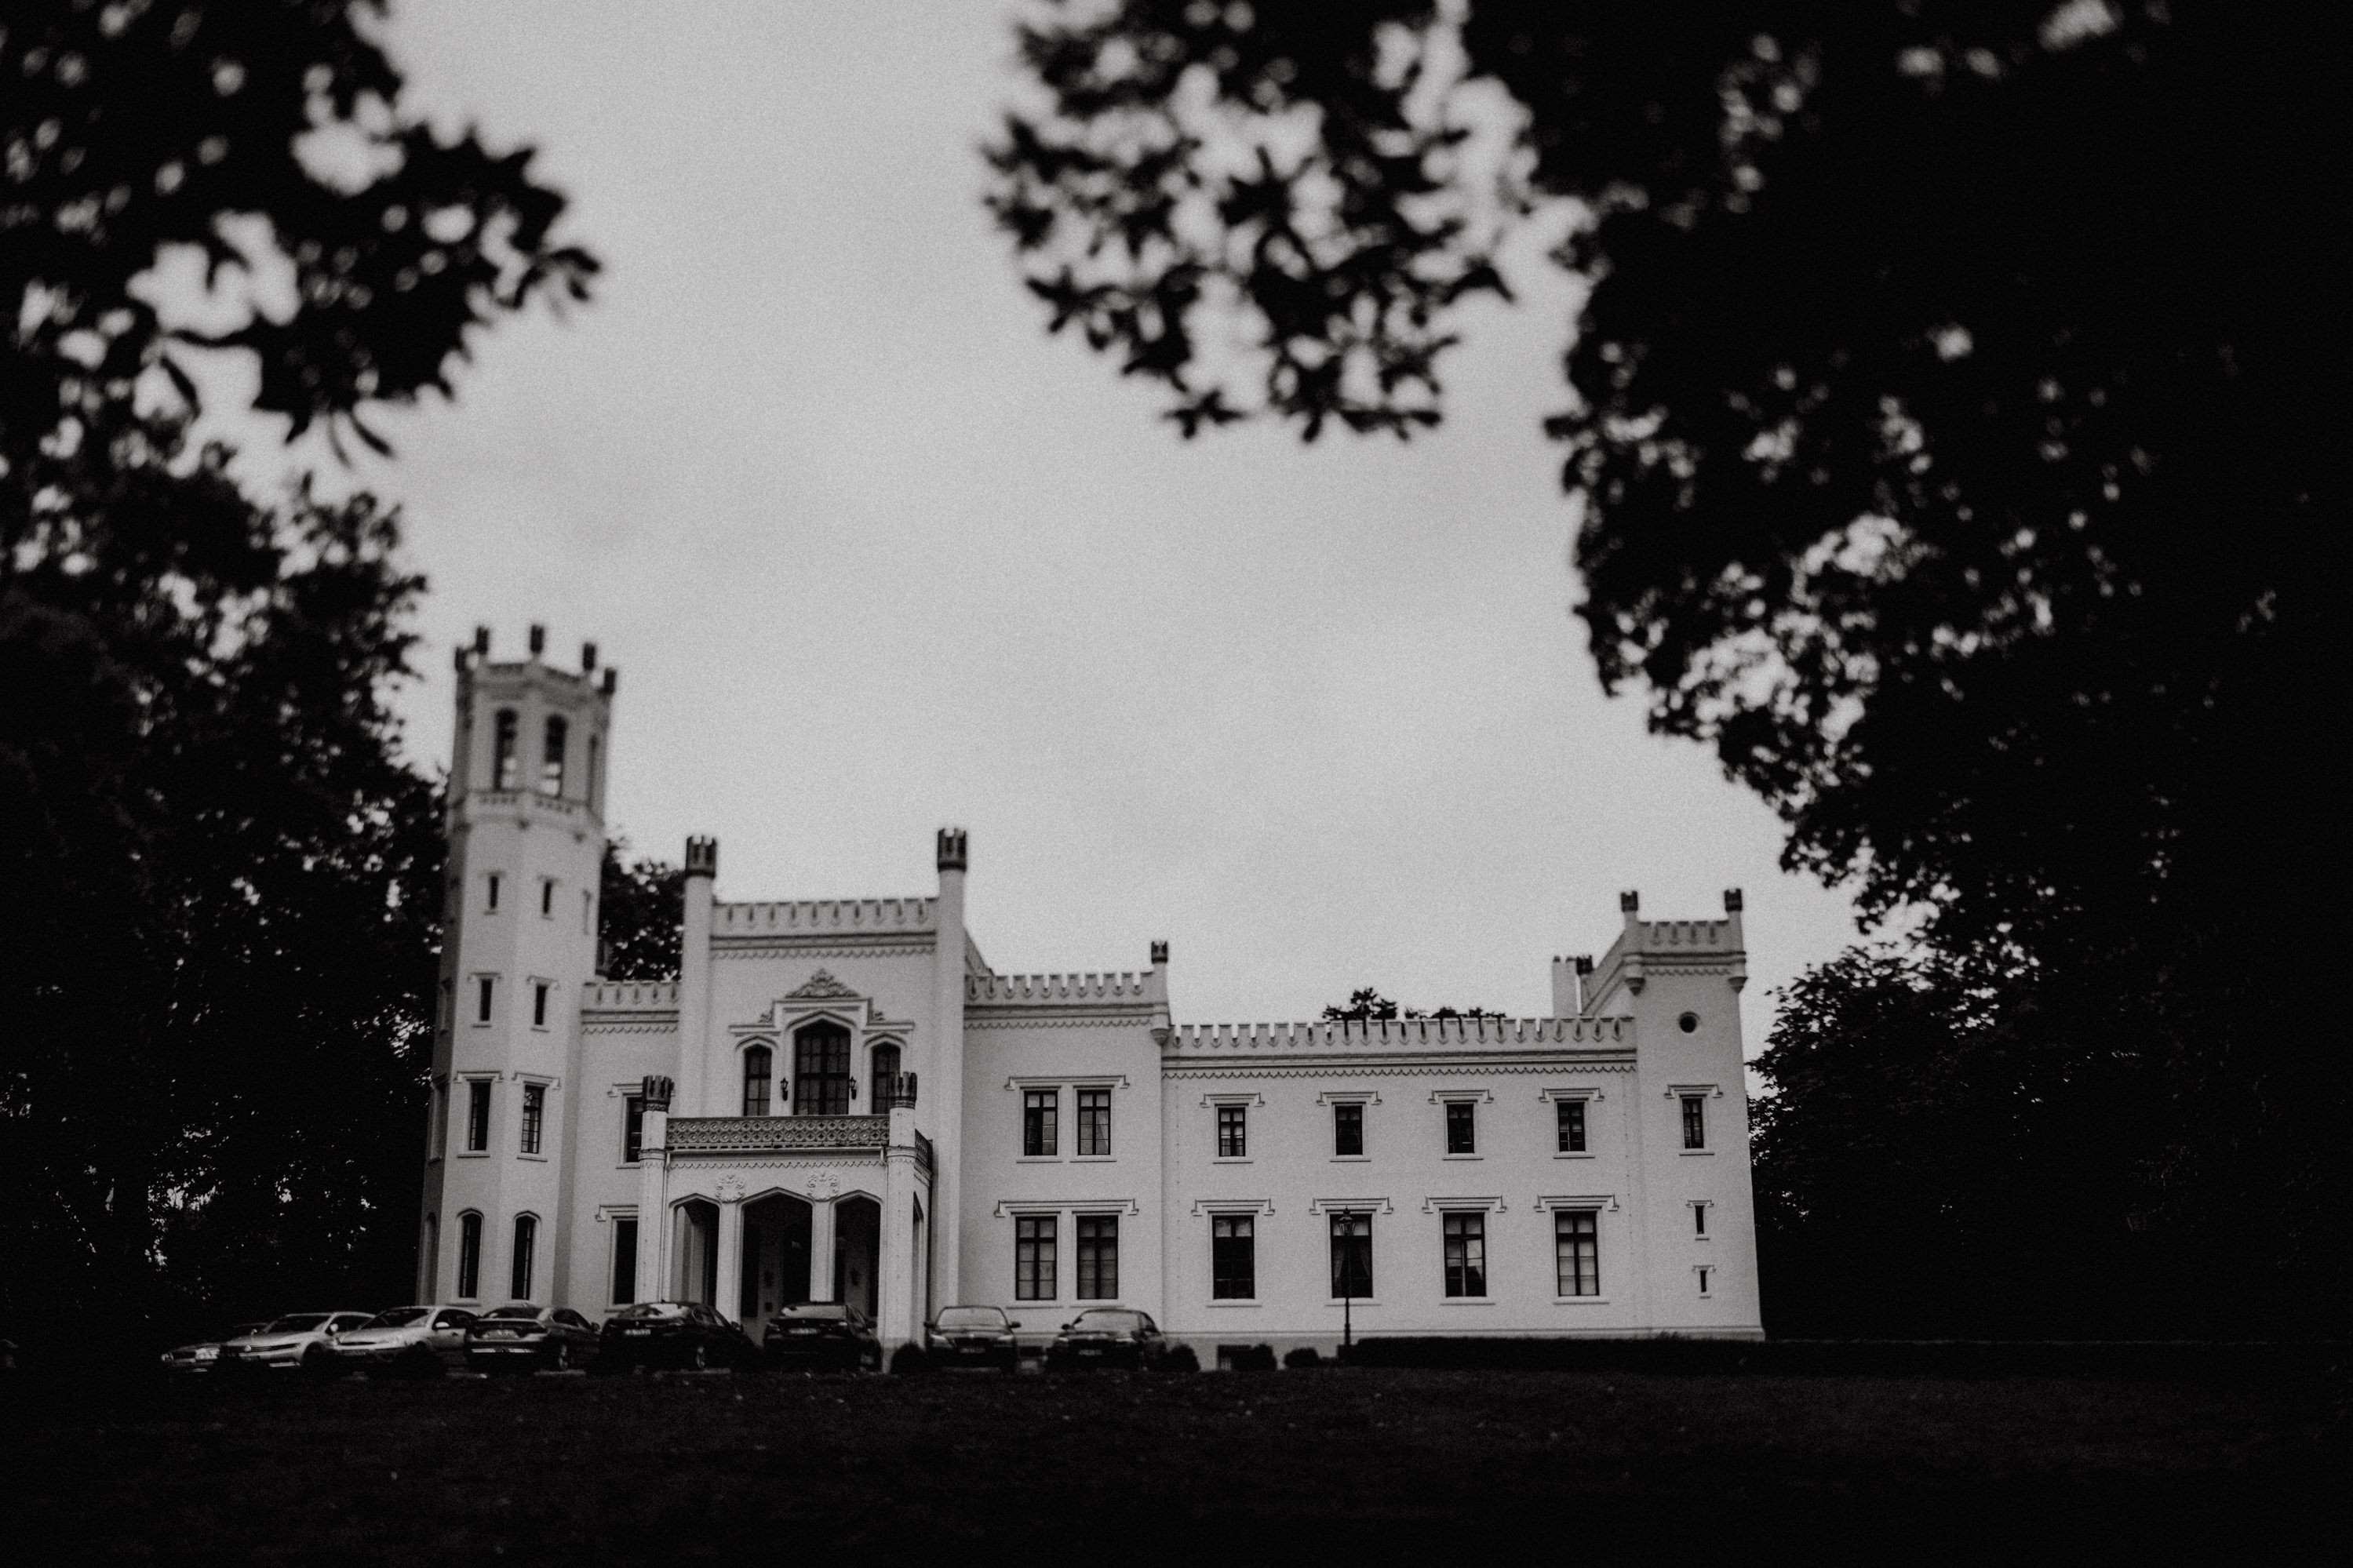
[3,1365,2342,1563]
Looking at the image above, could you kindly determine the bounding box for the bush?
[1164,1344,1200,1373]
[1283,1347,1322,1369]
[888,1343,929,1377]
[1233,1344,1277,1373]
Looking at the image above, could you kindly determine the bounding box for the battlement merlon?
[1575,888,1747,1015]
[1160,1015,1630,1058]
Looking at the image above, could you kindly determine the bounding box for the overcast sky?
[232,1,1864,1039]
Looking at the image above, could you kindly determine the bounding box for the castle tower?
[417,625,615,1307]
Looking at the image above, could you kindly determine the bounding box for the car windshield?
[264,1315,330,1333]
[363,1308,431,1330]
[1069,1311,1141,1333]
[611,1304,687,1321]
[483,1306,544,1322]
[936,1308,1007,1330]
[774,1304,849,1320]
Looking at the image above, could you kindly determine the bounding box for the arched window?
[586,734,601,806]
[457,1211,483,1299]
[511,1213,539,1301]
[870,1042,901,1108]
[742,1044,773,1117]
[794,1021,852,1115]
[540,715,567,796]
[492,711,519,791]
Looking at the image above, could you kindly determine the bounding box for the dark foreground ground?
[3,1365,2344,1564]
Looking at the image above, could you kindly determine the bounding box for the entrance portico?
[632,1097,934,1351]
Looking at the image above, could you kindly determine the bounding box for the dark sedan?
[599,1301,752,1371]
[762,1302,880,1372]
[1044,1308,1170,1371]
[464,1304,600,1373]
[926,1305,1022,1371]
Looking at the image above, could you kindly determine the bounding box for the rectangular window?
[1022,1090,1058,1157]
[531,980,550,1028]
[1211,1215,1255,1299]
[1557,1099,1587,1153]
[1076,1214,1118,1300]
[1333,1101,1364,1157]
[511,1214,537,1301]
[1445,1101,1477,1155]
[1442,1212,1487,1297]
[486,872,501,912]
[475,975,495,1024]
[465,1080,492,1152]
[1555,1211,1601,1297]
[1076,1088,1111,1156]
[1681,1094,1707,1150]
[1697,1266,1714,1297]
[1330,1212,1373,1298]
[540,878,555,918]
[610,1217,639,1305]
[492,709,519,790]
[457,1212,483,1298]
[1216,1104,1247,1159]
[1014,1215,1057,1301]
[622,1094,644,1163]
[519,1083,545,1155]
[1695,1205,1708,1237]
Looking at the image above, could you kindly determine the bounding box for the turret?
[418,627,614,1308]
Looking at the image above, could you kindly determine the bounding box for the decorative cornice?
[992,1198,1140,1217]
[785,969,861,1000]
[1164,1059,1636,1081]
[666,1114,887,1155]
[965,1013,1157,1029]
[581,1022,679,1036]
[714,942,935,959]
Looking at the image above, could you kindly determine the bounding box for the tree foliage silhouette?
[0,1,595,1346]
[994,2,2349,1325]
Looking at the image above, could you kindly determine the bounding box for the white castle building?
[417,631,1765,1354]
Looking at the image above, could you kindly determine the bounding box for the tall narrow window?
[610,1217,639,1305]
[581,889,593,935]
[1076,1214,1118,1299]
[540,715,567,796]
[1333,1102,1364,1157]
[457,1211,483,1298]
[1211,1215,1255,1299]
[622,1094,645,1163]
[1076,1087,1111,1156]
[1555,1211,1600,1297]
[870,1042,901,1108]
[1694,1204,1709,1237]
[586,735,600,805]
[1216,1104,1247,1159]
[1681,1094,1707,1150]
[1557,1099,1587,1153]
[1023,1090,1058,1156]
[1445,1101,1477,1154]
[793,1021,852,1115]
[742,1045,773,1117]
[511,1214,538,1301]
[475,976,495,1024]
[1696,1266,1714,1297]
[1331,1212,1373,1298]
[520,1083,545,1155]
[492,710,519,790]
[532,981,550,1028]
[1443,1212,1487,1297]
[466,1080,492,1152]
[485,873,501,912]
[1015,1215,1057,1301]
[540,878,555,918]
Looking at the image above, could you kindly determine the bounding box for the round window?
[1677,1012,1699,1033]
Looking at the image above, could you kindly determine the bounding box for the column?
[929,828,967,1303]
[633,1104,670,1304]
[715,1194,746,1324]
[807,1196,837,1302]
[877,1143,915,1353]
[676,837,716,1114]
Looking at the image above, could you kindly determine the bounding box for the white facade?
[417,635,1764,1354]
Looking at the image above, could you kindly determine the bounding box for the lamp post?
[1335,1210,1357,1355]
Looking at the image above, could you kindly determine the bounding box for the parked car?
[926,1305,1022,1371]
[217,1312,377,1377]
[1044,1308,1170,1371]
[326,1306,478,1376]
[464,1304,601,1373]
[762,1302,881,1372]
[598,1301,753,1371]
[158,1323,266,1375]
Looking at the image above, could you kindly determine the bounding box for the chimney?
[581,641,599,674]
[527,623,547,659]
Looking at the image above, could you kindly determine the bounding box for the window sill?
[1213,1156,1252,1165]
[1442,1153,1483,1161]
[1016,1155,1062,1164]
[1071,1155,1116,1163]
[1326,1299,1381,1308]
[1441,1297,1495,1306]
[617,1161,641,1171]
[1205,1300,1262,1308]
[457,1150,489,1160]
[1329,1154,1370,1162]
[516,1154,548,1163]
[1681,1149,1715,1157]
[1553,1151,1595,1159]
[1553,1296,1611,1305]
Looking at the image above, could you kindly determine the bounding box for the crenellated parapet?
[1579,889,1749,1010]
[1166,1016,1628,1053]
[716,897,938,932]
[966,970,1164,1005]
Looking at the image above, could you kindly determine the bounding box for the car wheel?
[552,1343,573,1373]
[689,1342,708,1371]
